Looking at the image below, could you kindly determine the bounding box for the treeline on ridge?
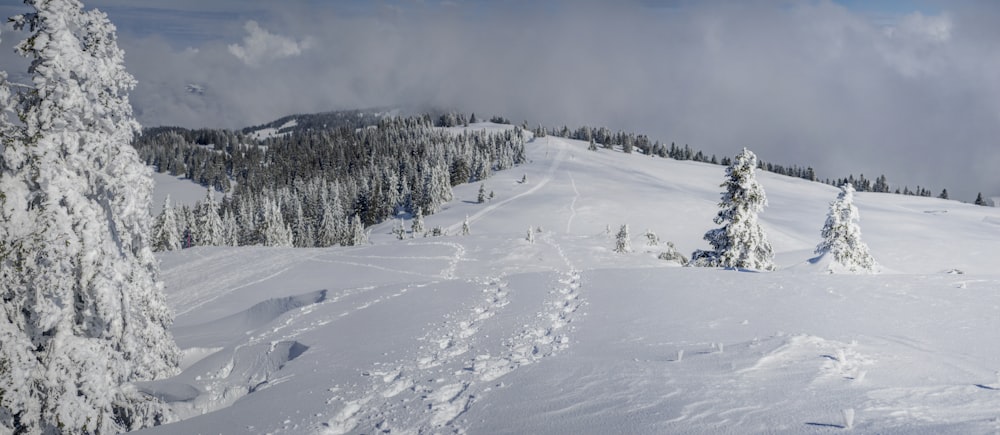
[135,114,526,250]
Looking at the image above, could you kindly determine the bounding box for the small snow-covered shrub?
[658,242,689,264]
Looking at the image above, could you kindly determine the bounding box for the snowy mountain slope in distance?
[137,128,1000,434]
[150,171,211,215]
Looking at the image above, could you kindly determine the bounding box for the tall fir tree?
[194,188,223,246]
[815,184,878,273]
[260,198,293,247]
[221,207,239,247]
[318,203,342,246]
[691,148,775,270]
[151,195,181,251]
[348,214,368,246]
[0,1,179,432]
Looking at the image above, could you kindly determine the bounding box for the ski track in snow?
[316,161,588,434]
[565,171,579,234]
[446,137,567,235]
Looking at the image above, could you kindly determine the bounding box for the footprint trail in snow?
[317,234,585,434]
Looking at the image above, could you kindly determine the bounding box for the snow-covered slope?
[150,172,210,214]
[138,135,1000,434]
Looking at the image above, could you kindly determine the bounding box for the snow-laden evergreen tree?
[462,215,471,235]
[657,241,689,264]
[477,183,486,204]
[195,188,223,246]
[644,229,659,247]
[814,184,878,273]
[292,199,309,247]
[348,214,368,246]
[260,198,293,247]
[411,207,425,237]
[393,218,406,240]
[177,204,195,248]
[975,192,988,206]
[691,148,775,270]
[526,226,535,243]
[221,208,239,247]
[0,1,179,432]
[614,224,632,253]
[152,195,181,251]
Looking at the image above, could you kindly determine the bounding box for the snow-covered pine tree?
[975,192,988,206]
[462,215,471,235]
[614,224,632,253]
[393,218,406,240]
[526,226,535,243]
[814,184,878,273]
[644,229,659,247]
[411,207,425,237]
[691,148,775,270]
[477,183,486,204]
[221,207,239,247]
[178,204,195,248]
[195,188,224,246]
[0,1,180,432]
[348,214,368,246]
[260,197,293,247]
[152,195,181,251]
[657,241,689,264]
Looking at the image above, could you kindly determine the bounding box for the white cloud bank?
[227,20,310,67]
[2,0,997,200]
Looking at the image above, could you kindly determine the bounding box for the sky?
[1,0,997,201]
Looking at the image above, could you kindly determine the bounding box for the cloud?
[4,0,999,201]
[228,20,310,67]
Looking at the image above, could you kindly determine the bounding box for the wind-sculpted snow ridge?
[172,290,327,348]
[137,288,332,420]
[318,233,585,435]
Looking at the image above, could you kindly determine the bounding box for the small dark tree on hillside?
[975,192,988,206]
[614,224,632,253]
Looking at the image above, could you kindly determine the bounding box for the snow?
[151,172,209,214]
[138,136,1000,434]
[438,121,520,136]
[247,119,298,141]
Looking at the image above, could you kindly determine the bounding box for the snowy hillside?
[151,172,211,214]
[137,134,1000,434]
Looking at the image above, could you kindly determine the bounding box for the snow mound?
[172,289,327,348]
